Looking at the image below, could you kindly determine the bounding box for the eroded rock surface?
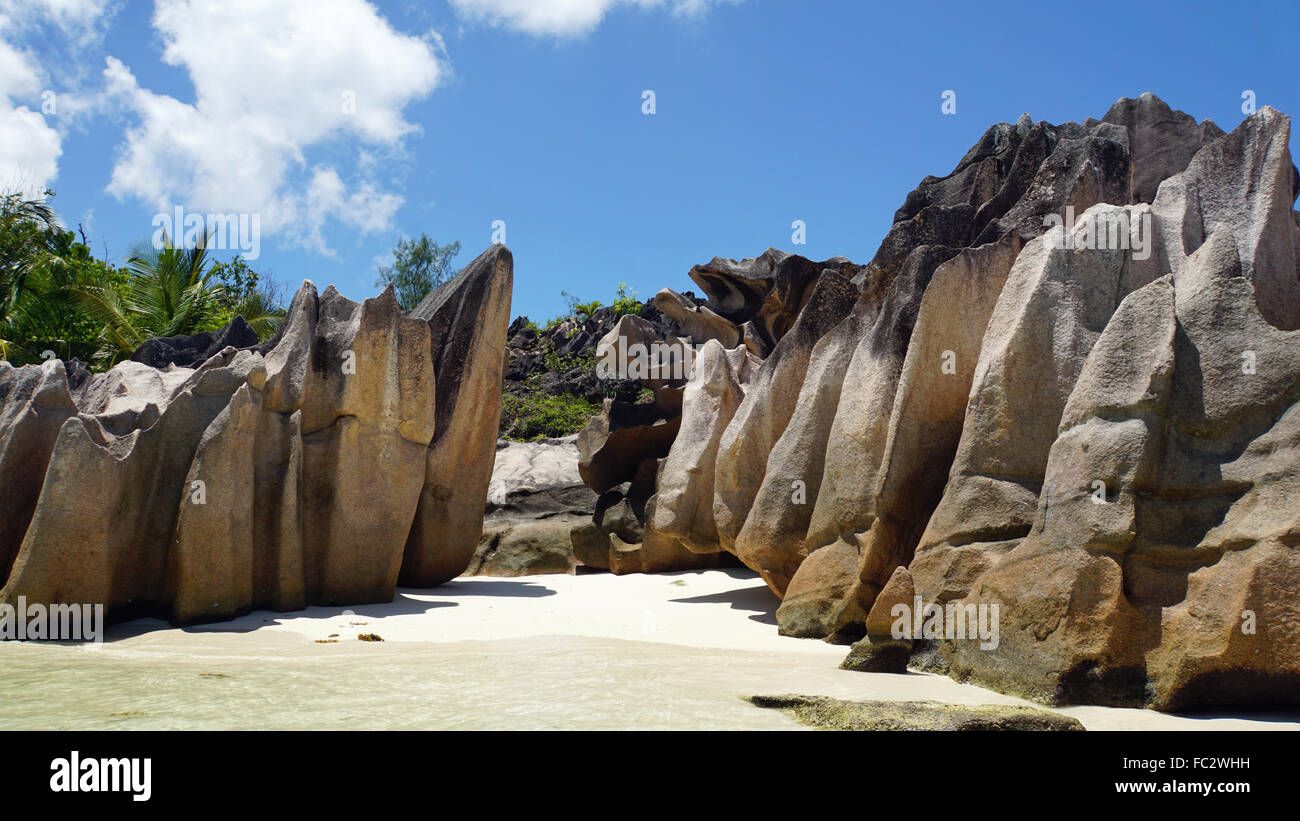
[466,436,596,577]
[606,95,1300,710]
[0,245,514,625]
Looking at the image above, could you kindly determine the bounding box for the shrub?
[500,391,601,441]
[612,282,641,316]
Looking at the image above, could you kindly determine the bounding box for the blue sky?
[2,0,1297,322]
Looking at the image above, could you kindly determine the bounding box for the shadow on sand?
[96,580,557,640]
[669,578,780,626]
[411,579,557,599]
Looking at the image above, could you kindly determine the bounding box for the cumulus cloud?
[0,0,123,196]
[26,0,109,30]
[104,0,444,255]
[0,14,62,195]
[449,0,743,37]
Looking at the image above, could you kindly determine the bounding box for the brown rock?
[648,340,759,553]
[712,271,857,555]
[401,245,514,587]
[0,361,76,580]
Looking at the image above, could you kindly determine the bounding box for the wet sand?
[1,569,1297,730]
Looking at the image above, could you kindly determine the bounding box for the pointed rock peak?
[1103,92,1174,119]
[284,279,319,312]
[409,243,513,322]
[38,357,66,378]
[1255,104,1286,122]
[370,283,400,311]
[317,285,364,321]
[455,243,513,282]
[692,247,786,274]
[1015,112,1033,135]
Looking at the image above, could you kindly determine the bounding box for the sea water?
[0,634,819,730]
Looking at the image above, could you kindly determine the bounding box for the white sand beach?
[2,568,1296,731]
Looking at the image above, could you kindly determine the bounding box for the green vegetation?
[75,237,285,367]
[0,190,287,369]
[499,390,601,441]
[612,282,641,316]
[541,339,586,374]
[540,282,642,331]
[374,234,460,310]
[1,192,125,364]
[206,255,289,339]
[500,337,615,440]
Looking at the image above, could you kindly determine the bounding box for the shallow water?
[5,569,1299,731]
[0,635,827,730]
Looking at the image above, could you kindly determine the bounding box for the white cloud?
[104,0,444,255]
[28,0,109,30]
[0,0,109,30]
[449,0,742,37]
[0,0,119,196]
[0,0,113,53]
[0,15,62,196]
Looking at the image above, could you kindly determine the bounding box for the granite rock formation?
[606,94,1300,710]
[467,436,597,577]
[571,251,863,575]
[0,245,513,625]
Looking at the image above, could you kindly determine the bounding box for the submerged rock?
[747,695,1084,731]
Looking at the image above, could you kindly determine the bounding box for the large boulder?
[577,314,692,494]
[840,565,915,673]
[652,288,742,348]
[0,361,77,581]
[711,270,858,557]
[909,204,1161,607]
[648,339,760,553]
[469,517,585,577]
[946,228,1300,708]
[730,302,871,594]
[775,244,960,638]
[169,285,439,621]
[0,246,514,625]
[687,249,863,356]
[1142,105,1299,329]
[744,97,1220,631]
[129,316,261,369]
[400,245,515,587]
[465,436,598,577]
[1099,91,1225,204]
[913,107,1300,709]
[599,95,1300,711]
[853,235,1023,607]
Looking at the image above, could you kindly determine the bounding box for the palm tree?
[3,191,285,369]
[222,287,286,339]
[0,191,75,362]
[71,233,224,367]
[73,233,289,367]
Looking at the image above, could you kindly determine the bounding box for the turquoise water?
[0,634,814,730]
